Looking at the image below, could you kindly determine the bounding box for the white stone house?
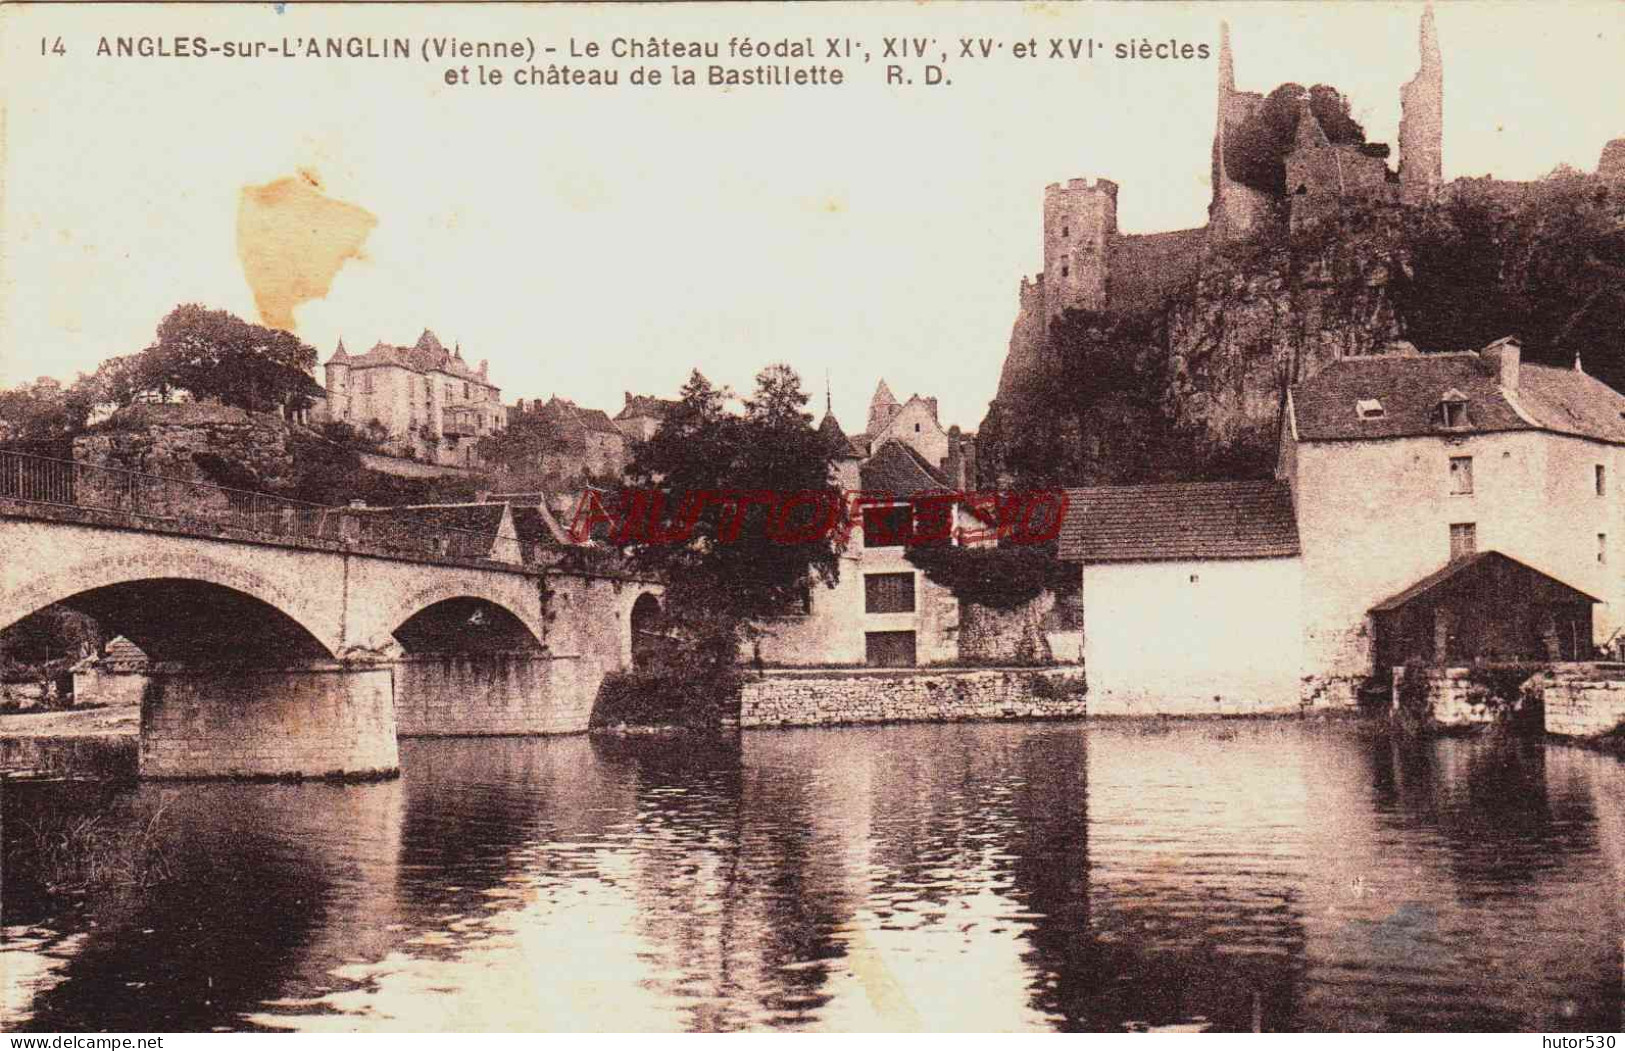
[1278,336,1625,703]
[1059,480,1305,714]
[1057,335,1625,712]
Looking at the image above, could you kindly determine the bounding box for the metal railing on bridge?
[0,447,528,564]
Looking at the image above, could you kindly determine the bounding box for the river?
[3,720,1622,1032]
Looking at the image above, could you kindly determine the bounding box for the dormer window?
[1356,398,1385,420]
[1438,389,1470,429]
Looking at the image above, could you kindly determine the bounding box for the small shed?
[1371,551,1598,667]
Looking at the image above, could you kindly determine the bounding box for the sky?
[3,1,1623,431]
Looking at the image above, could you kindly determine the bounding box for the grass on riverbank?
[13,802,174,896]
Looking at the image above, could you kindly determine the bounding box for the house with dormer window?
[1055,335,1625,712]
[1277,335,1625,705]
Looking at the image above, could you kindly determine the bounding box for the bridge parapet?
[0,448,533,570]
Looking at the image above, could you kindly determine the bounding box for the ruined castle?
[1004,8,1445,372]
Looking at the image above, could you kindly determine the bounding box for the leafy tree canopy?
[145,304,321,415]
[1225,83,1368,196]
[620,365,844,671]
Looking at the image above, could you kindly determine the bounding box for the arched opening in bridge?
[392,597,543,655]
[630,593,666,670]
[5,579,333,665]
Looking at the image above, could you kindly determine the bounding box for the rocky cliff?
[979,175,1625,488]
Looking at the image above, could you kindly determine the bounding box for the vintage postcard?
[2,0,1624,1037]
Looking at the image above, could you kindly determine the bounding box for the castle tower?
[1399,5,1443,205]
[1041,178,1118,317]
[323,338,352,419]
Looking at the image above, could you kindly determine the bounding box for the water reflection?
[3,722,1622,1032]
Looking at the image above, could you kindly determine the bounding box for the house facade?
[1278,337,1625,703]
[320,330,506,467]
[1060,480,1305,713]
[1057,335,1625,711]
[753,381,985,668]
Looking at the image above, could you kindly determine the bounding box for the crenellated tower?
[1041,178,1118,316]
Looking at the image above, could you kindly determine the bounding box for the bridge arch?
[393,596,546,655]
[373,581,546,658]
[0,550,340,661]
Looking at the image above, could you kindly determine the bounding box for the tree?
[1225,83,1367,196]
[620,366,844,673]
[0,377,94,443]
[475,407,569,480]
[144,304,321,414]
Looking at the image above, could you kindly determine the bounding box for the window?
[861,504,914,548]
[1597,464,1607,496]
[1449,456,1474,495]
[914,423,921,433]
[1061,264,1070,278]
[1449,523,1477,561]
[1439,392,1469,428]
[362,372,374,394]
[865,572,916,614]
[865,630,917,668]
[1600,534,1609,564]
[1062,225,1069,238]
[463,382,470,399]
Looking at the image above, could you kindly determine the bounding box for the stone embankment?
[739,666,1087,729]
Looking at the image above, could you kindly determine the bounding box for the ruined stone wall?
[739,666,1087,729]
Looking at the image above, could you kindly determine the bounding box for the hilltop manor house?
[317,330,507,467]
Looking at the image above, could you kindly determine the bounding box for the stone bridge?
[0,498,661,780]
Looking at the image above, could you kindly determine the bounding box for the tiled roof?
[859,439,949,497]
[1058,480,1301,563]
[817,412,864,459]
[1291,348,1625,444]
[536,397,622,436]
[615,395,678,421]
[328,329,497,388]
[1370,550,1600,612]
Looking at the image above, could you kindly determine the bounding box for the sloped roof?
[615,394,678,421]
[1370,550,1600,613]
[1291,350,1625,444]
[332,329,497,388]
[1059,480,1300,563]
[536,397,623,436]
[818,412,864,459]
[860,439,949,497]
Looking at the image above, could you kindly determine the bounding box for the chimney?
[1575,353,1585,374]
[625,391,633,405]
[479,359,489,378]
[1481,336,1521,391]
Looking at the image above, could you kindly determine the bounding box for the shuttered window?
[865,631,917,668]
[865,572,916,614]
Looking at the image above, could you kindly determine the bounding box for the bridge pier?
[394,653,605,737]
[139,661,399,780]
